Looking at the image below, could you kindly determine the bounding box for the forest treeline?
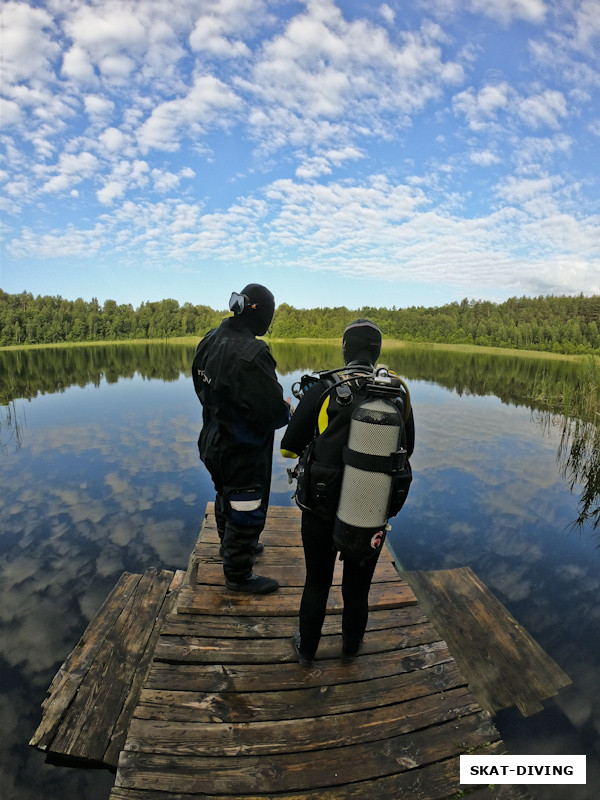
[1,289,599,355]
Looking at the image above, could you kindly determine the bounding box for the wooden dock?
[31,503,571,799]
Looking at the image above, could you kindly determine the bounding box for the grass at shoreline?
[0,335,591,362]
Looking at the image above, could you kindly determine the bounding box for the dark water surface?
[1,342,598,799]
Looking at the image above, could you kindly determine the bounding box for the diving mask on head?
[229,292,257,315]
[229,284,275,335]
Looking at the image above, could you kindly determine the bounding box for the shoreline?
[0,336,590,362]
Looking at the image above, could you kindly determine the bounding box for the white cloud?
[136,75,242,152]
[96,52,137,83]
[515,134,573,169]
[1,0,598,307]
[0,97,23,127]
[98,126,130,153]
[570,0,600,51]
[469,149,501,166]
[469,0,547,25]
[40,151,99,194]
[96,159,150,205]
[83,94,115,118]
[241,4,464,155]
[151,166,196,193]
[189,0,271,54]
[8,224,106,258]
[427,0,547,25]
[1,1,60,84]
[454,84,570,139]
[518,89,568,129]
[452,83,511,130]
[190,15,250,58]
[63,3,148,65]
[294,145,364,178]
[379,4,395,25]
[7,164,600,301]
[62,43,98,85]
[495,173,561,207]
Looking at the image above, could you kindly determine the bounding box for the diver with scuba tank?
[281,319,415,665]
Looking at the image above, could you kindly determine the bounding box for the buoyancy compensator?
[332,366,412,563]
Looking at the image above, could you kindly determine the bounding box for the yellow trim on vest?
[317,394,330,434]
[281,448,298,459]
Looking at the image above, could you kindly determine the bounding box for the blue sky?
[1,0,599,311]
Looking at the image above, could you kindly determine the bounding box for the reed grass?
[532,356,600,532]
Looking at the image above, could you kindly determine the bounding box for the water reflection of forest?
[0,340,581,407]
[1,341,597,533]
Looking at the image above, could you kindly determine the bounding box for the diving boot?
[340,639,364,665]
[225,573,279,594]
[219,542,264,557]
[292,630,313,667]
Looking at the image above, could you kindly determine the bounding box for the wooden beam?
[402,567,571,716]
[30,568,185,767]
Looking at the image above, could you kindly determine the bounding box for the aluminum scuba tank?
[333,392,406,562]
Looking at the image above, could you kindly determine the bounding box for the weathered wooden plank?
[115,711,499,794]
[403,567,572,716]
[465,786,533,799]
[145,639,454,693]
[194,557,400,587]
[199,527,302,547]
[194,540,305,564]
[176,579,417,616]
[134,660,466,723]
[159,604,428,639]
[200,504,301,527]
[109,740,525,799]
[124,686,480,757]
[152,623,441,665]
[104,570,186,766]
[46,569,178,765]
[264,504,302,518]
[30,572,143,753]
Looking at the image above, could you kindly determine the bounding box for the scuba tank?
[289,365,412,561]
[333,367,410,562]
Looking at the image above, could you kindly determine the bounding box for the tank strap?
[342,445,407,473]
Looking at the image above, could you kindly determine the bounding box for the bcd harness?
[291,365,412,563]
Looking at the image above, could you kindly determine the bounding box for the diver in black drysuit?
[192,284,291,594]
[281,319,415,664]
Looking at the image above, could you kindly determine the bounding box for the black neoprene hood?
[233,283,275,336]
[342,318,382,365]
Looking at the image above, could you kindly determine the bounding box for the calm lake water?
[1,341,598,799]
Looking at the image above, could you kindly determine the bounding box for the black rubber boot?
[220,542,264,557]
[292,631,314,667]
[225,573,279,594]
[340,639,364,665]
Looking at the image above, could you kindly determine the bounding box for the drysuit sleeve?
[280,381,324,459]
[241,346,291,433]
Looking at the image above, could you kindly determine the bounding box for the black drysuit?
[193,317,290,582]
[281,369,415,660]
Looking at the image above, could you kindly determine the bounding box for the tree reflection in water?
[0,342,597,533]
